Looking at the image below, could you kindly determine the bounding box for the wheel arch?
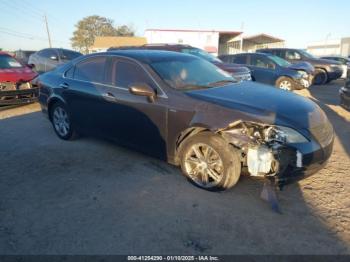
[47,96,66,121]
[173,126,210,165]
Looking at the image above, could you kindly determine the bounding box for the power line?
[0,27,68,45]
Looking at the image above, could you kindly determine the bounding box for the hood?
[0,67,38,83]
[307,57,342,66]
[213,61,250,74]
[287,61,315,74]
[185,81,327,130]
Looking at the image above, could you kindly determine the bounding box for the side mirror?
[50,55,58,61]
[129,84,156,102]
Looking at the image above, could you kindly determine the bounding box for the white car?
[321,56,350,79]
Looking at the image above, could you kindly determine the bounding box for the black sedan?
[37,50,334,190]
[219,53,314,91]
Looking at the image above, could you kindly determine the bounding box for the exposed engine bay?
[220,120,303,183]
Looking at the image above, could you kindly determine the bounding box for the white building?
[307,37,350,57]
[145,29,284,56]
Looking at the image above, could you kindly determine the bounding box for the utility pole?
[44,14,52,48]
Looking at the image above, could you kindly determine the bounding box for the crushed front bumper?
[0,88,39,106]
[233,72,252,82]
[274,135,334,188]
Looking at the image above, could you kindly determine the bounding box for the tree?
[116,25,135,37]
[71,15,135,54]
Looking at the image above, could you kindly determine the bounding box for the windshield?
[299,50,315,59]
[181,48,222,63]
[268,55,291,67]
[0,55,23,69]
[150,55,235,90]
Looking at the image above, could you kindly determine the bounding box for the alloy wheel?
[52,106,70,137]
[183,143,224,188]
[279,80,292,90]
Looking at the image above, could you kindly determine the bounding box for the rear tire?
[179,132,241,191]
[314,69,328,85]
[50,102,78,140]
[275,76,294,91]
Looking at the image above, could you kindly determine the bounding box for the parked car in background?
[37,50,333,191]
[14,50,36,65]
[321,56,350,79]
[0,51,38,105]
[219,52,314,91]
[340,68,350,110]
[257,48,343,85]
[28,48,82,74]
[108,44,252,82]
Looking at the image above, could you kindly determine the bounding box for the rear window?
[60,50,82,60]
[73,56,106,83]
[0,55,23,69]
[180,48,222,63]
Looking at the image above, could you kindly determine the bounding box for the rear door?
[248,54,278,85]
[97,57,168,159]
[61,55,108,134]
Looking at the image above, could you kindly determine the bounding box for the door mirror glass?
[129,84,156,102]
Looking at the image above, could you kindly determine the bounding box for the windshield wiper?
[208,79,237,87]
[179,84,210,90]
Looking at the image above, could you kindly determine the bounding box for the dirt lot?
[0,80,349,255]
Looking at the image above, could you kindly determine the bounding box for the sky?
[0,0,349,51]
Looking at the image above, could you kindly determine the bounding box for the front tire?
[313,69,328,85]
[179,132,241,191]
[50,102,78,140]
[275,77,294,91]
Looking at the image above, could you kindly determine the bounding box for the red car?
[0,51,38,106]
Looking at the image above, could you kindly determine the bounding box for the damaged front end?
[219,121,307,188]
[0,80,38,106]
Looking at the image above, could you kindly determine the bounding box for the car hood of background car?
[213,62,250,74]
[287,61,315,74]
[0,67,38,82]
[185,81,326,130]
[307,58,342,66]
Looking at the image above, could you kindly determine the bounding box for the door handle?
[102,92,117,101]
[59,82,69,89]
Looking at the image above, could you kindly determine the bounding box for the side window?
[40,49,57,59]
[250,55,275,69]
[74,56,107,83]
[232,55,247,64]
[111,60,155,89]
[286,51,301,60]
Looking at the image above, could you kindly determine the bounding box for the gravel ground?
[0,80,349,255]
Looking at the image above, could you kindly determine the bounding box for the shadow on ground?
[307,80,350,157]
[0,111,349,254]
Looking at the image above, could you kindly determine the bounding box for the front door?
[98,57,168,159]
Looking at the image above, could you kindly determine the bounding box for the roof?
[92,36,147,49]
[98,50,198,63]
[146,28,242,35]
[243,33,284,44]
